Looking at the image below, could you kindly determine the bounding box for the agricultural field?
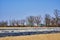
[0,27,60,37]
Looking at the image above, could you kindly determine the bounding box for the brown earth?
[0,33,60,40]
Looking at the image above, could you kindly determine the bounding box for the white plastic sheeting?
[0,27,60,33]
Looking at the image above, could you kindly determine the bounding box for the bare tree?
[34,16,41,26]
[54,9,60,26]
[10,19,25,27]
[0,21,8,27]
[50,17,56,26]
[20,20,25,26]
[45,14,51,27]
[27,16,34,27]
[58,17,60,26]
[10,20,16,26]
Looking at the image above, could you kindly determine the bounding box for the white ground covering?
[0,27,60,33]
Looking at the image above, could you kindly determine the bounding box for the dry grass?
[0,33,60,40]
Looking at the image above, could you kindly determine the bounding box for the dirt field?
[0,33,60,40]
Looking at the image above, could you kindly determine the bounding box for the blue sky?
[0,0,60,21]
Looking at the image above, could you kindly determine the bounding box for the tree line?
[0,9,60,27]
